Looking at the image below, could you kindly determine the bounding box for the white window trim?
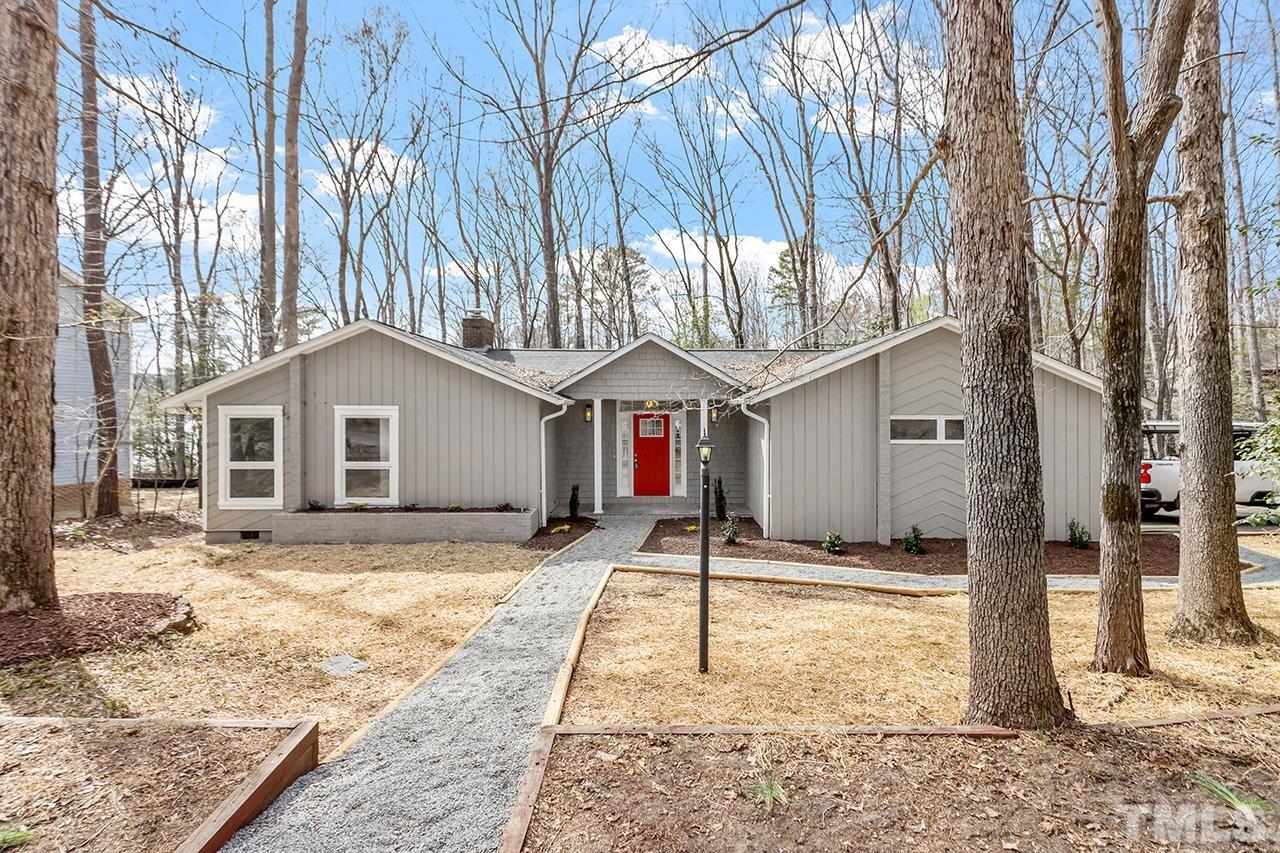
[218,405,284,510]
[334,405,400,506]
[889,414,965,445]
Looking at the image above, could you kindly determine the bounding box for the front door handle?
[634,456,640,469]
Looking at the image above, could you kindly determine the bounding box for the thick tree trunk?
[1092,0,1194,676]
[943,0,1067,729]
[258,0,278,357]
[1169,0,1260,645]
[280,0,306,347]
[78,0,119,517]
[1,0,59,612]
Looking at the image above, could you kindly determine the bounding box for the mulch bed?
[639,516,1207,576]
[54,511,202,553]
[303,504,527,513]
[524,517,599,551]
[524,718,1280,851]
[0,718,285,852]
[0,593,194,666]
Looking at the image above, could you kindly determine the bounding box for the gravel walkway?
[626,537,1280,592]
[226,516,655,853]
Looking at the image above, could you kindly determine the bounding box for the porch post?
[593,397,604,514]
[699,399,709,436]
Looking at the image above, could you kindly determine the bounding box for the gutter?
[739,401,770,538]
[539,403,570,527]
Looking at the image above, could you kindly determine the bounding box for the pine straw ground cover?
[1,533,554,756]
[561,572,1280,726]
[0,719,283,853]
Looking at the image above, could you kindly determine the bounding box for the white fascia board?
[552,332,742,394]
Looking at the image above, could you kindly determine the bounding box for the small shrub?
[740,773,788,814]
[0,829,33,850]
[714,477,727,521]
[348,502,368,512]
[821,528,843,554]
[1066,518,1091,549]
[903,524,924,555]
[685,524,699,533]
[721,512,740,545]
[496,502,514,512]
[447,502,464,512]
[550,523,571,535]
[306,499,324,512]
[569,484,580,521]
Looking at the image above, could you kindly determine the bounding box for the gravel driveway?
[225,516,654,853]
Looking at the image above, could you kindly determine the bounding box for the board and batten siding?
[887,331,966,538]
[301,330,544,510]
[1036,369,1103,540]
[767,357,878,541]
[206,364,291,534]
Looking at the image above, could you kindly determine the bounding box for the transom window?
[334,405,399,505]
[219,405,283,509]
[890,416,965,444]
[639,417,665,438]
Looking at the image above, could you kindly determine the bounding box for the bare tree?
[78,0,121,517]
[943,0,1067,728]
[281,0,307,347]
[1092,0,1194,677]
[1,0,59,612]
[258,0,278,356]
[1169,0,1261,645]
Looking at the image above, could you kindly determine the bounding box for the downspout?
[540,402,570,527]
[740,401,770,538]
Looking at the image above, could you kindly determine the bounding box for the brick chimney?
[461,309,495,349]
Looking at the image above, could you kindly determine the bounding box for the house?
[54,266,142,517]
[160,312,1106,545]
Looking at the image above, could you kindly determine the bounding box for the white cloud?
[591,26,705,89]
[639,229,789,277]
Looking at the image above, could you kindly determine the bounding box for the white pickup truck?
[1140,421,1276,519]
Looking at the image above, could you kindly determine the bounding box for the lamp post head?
[696,434,714,465]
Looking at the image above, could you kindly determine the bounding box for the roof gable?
[551,333,742,395]
[159,320,571,409]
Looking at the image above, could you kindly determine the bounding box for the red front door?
[633,413,671,496]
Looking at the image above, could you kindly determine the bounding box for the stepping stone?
[317,654,368,676]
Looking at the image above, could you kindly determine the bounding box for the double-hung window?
[334,405,399,505]
[219,405,283,509]
[889,416,965,444]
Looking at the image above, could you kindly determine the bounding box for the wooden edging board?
[324,527,599,763]
[612,562,962,597]
[1098,703,1280,731]
[0,715,317,853]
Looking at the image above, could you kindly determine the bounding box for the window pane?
[890,418,938,441]
[639,417,664,437]
[944,419,965,441]
[228,468,275,499]
[345,468,390,499]
[345,417,390,462]
[228,417,275,462]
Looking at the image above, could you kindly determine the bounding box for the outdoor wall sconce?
[583,402,594,423]
[708,406,720,426]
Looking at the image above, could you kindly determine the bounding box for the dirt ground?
[525,517,598,551]
[0,718,283,852]
[561,573,1280,727]
[2,516,555,755]
[0,592,191,666]
[524,718,1280,852]
[639,516,1207,576]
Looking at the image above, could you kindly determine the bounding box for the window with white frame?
[638,416,664,437]
[890,416,965,444]
[334,405,399,505]
[219,405,283,509]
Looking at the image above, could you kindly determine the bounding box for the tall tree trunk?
[1169,0,1260,645]
[943,0,1068,729]
[1224,102,1266,420]
[78,0,119,517]
[539,162,561,347]
[1,0,59,611]
[1093,0,1194,676]
[258,0,278,357]
[280,0,306,347]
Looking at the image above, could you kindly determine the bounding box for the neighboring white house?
[162,312,1117,546]
[54,265,142,517]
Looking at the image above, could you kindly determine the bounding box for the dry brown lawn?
[1,536,551,755]
[561,571,1280,726]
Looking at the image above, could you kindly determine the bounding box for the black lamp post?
[696,433,714,672]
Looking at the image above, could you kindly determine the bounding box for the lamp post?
[696,433,714,673]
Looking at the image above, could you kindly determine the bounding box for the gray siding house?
[54,266,140,516]
[162,313,1108,544]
